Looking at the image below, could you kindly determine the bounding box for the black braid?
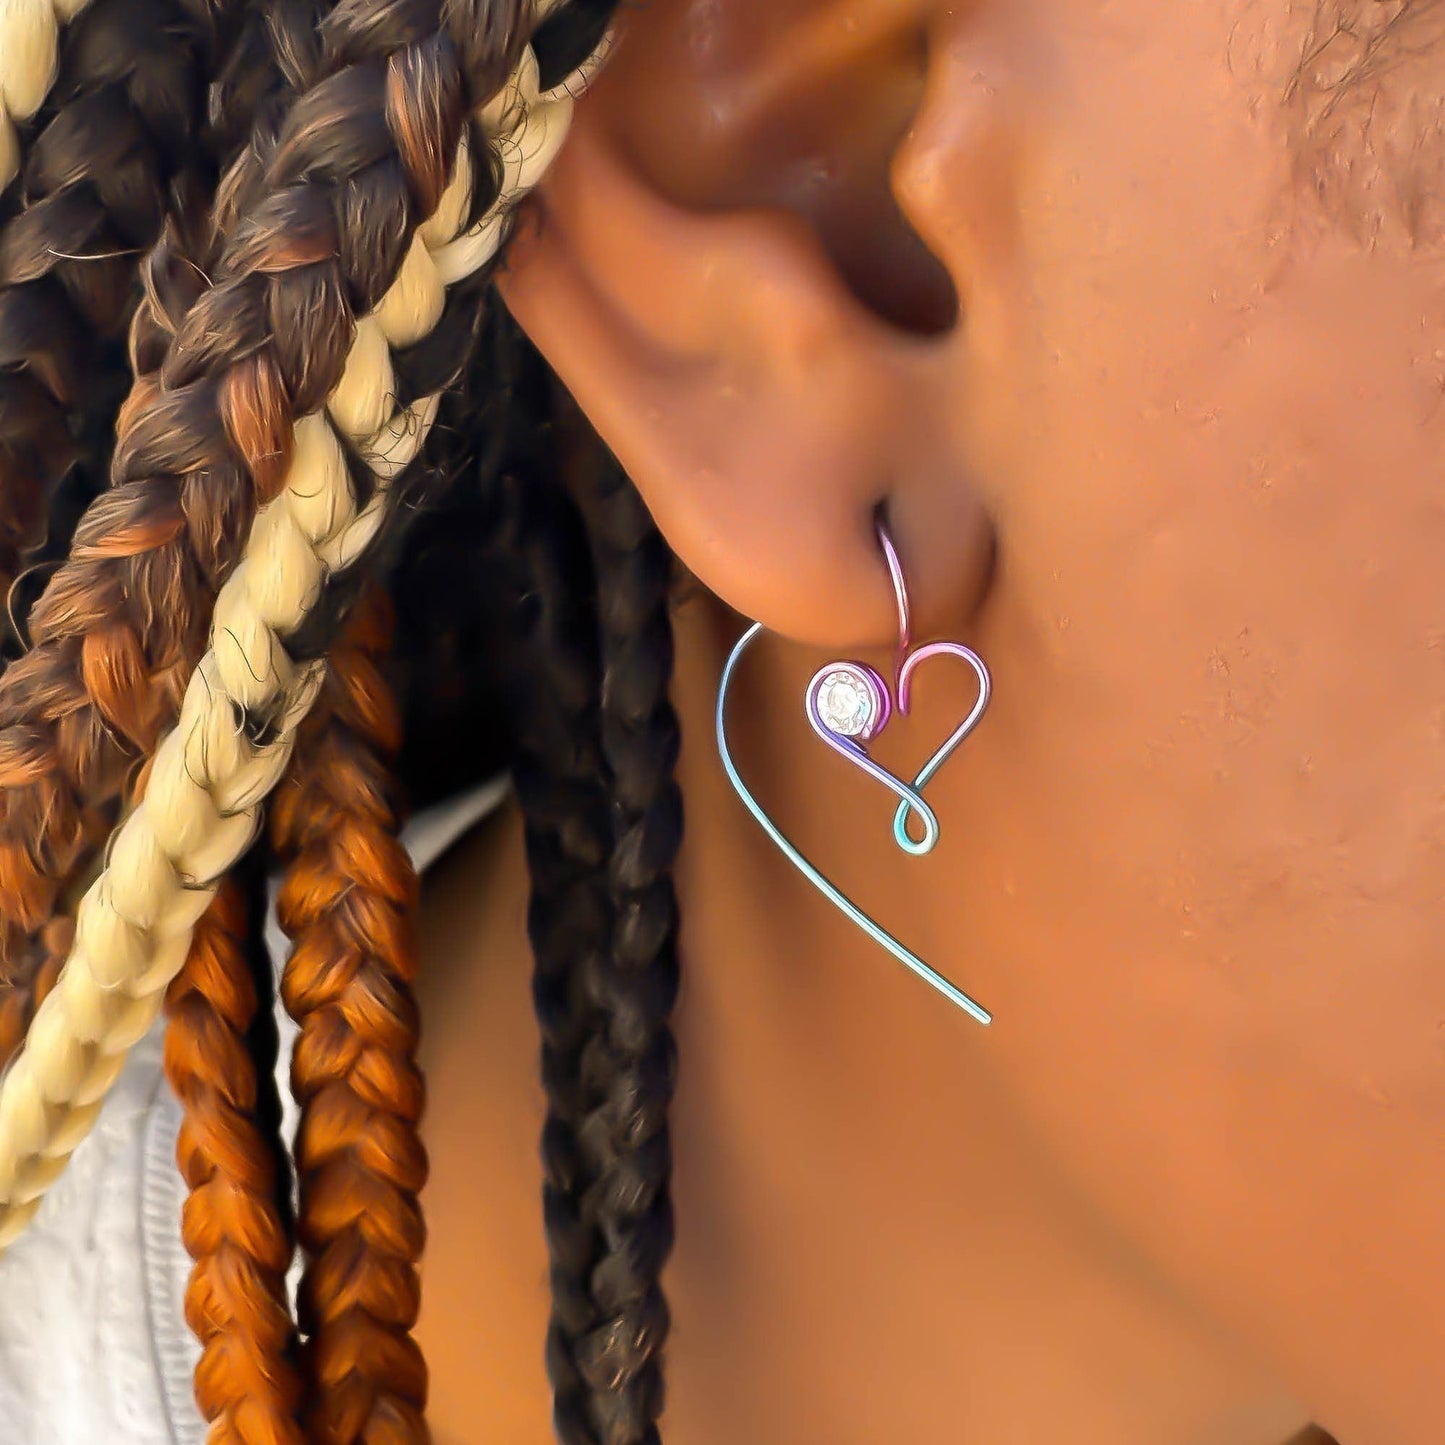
[483,352,619,1445]
[392,310,623,1441]
[387,312,681,1444]
[570,450,682,1445]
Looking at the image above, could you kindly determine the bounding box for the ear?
[499,0,999,647]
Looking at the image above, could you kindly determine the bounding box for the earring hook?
[876,515,911,673]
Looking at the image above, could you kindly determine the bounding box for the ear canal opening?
[818,167,960,338]
[615,22,961,340]
[818,26,960,338]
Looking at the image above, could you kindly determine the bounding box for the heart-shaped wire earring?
[716,516,993,1025]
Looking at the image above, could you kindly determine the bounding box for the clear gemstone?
[818,669,874,737]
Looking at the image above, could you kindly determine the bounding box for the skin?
[413,0,1445,1439]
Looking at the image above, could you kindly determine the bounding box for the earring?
[716,516,993,1025]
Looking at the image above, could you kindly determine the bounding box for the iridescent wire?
[877,517,911,680]
[716,622,993,1026]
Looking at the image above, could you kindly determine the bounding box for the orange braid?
[164,877,305,1445]
[271,589,429,1445]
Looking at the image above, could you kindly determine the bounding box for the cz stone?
[819,669,874,737]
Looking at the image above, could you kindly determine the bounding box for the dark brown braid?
[462,342,620,1441]
[567,453,681,1445]
[408,318,681,1441]
[271,587,429,1445]
[0,0,539,977]
[164,876,305,1445]
[0,0,248,653]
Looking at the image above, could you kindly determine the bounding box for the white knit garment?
[0,779,505,1445]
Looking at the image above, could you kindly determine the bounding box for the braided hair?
[0,1,681,1440]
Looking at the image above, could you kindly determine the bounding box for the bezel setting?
[806,662,890,743]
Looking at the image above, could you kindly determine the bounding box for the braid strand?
[164,876,305,1445]
[272,588,429,1445]
[574,456,682,1445]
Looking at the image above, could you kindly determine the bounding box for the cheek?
[967,229,1445,1099]
[958,5,1445,1022]
[945,329,1445,1417]
[925,6,1445,1389]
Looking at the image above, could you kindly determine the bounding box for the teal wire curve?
[716,622,993,1027]
[802,710,941,857]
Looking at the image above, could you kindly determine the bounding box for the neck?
[663,590,1318,1444]
[412,587,1327,1445]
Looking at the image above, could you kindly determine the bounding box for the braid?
[164,27,503,1415]
[0,2,609,1240]
[572,454,682,1445]
[155,11,325,1361]
[472,346,617,1439]
[271,587,429,1445]
[0,0,557,964]
[0,0,319,1072]
[164,875,305,1445]
[434,326,681,1443]
[469,356,684,1443]
[0,0,248,654]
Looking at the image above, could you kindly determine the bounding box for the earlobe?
[497,14,996,648]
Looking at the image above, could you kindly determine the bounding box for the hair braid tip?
[0,1,613,1250]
